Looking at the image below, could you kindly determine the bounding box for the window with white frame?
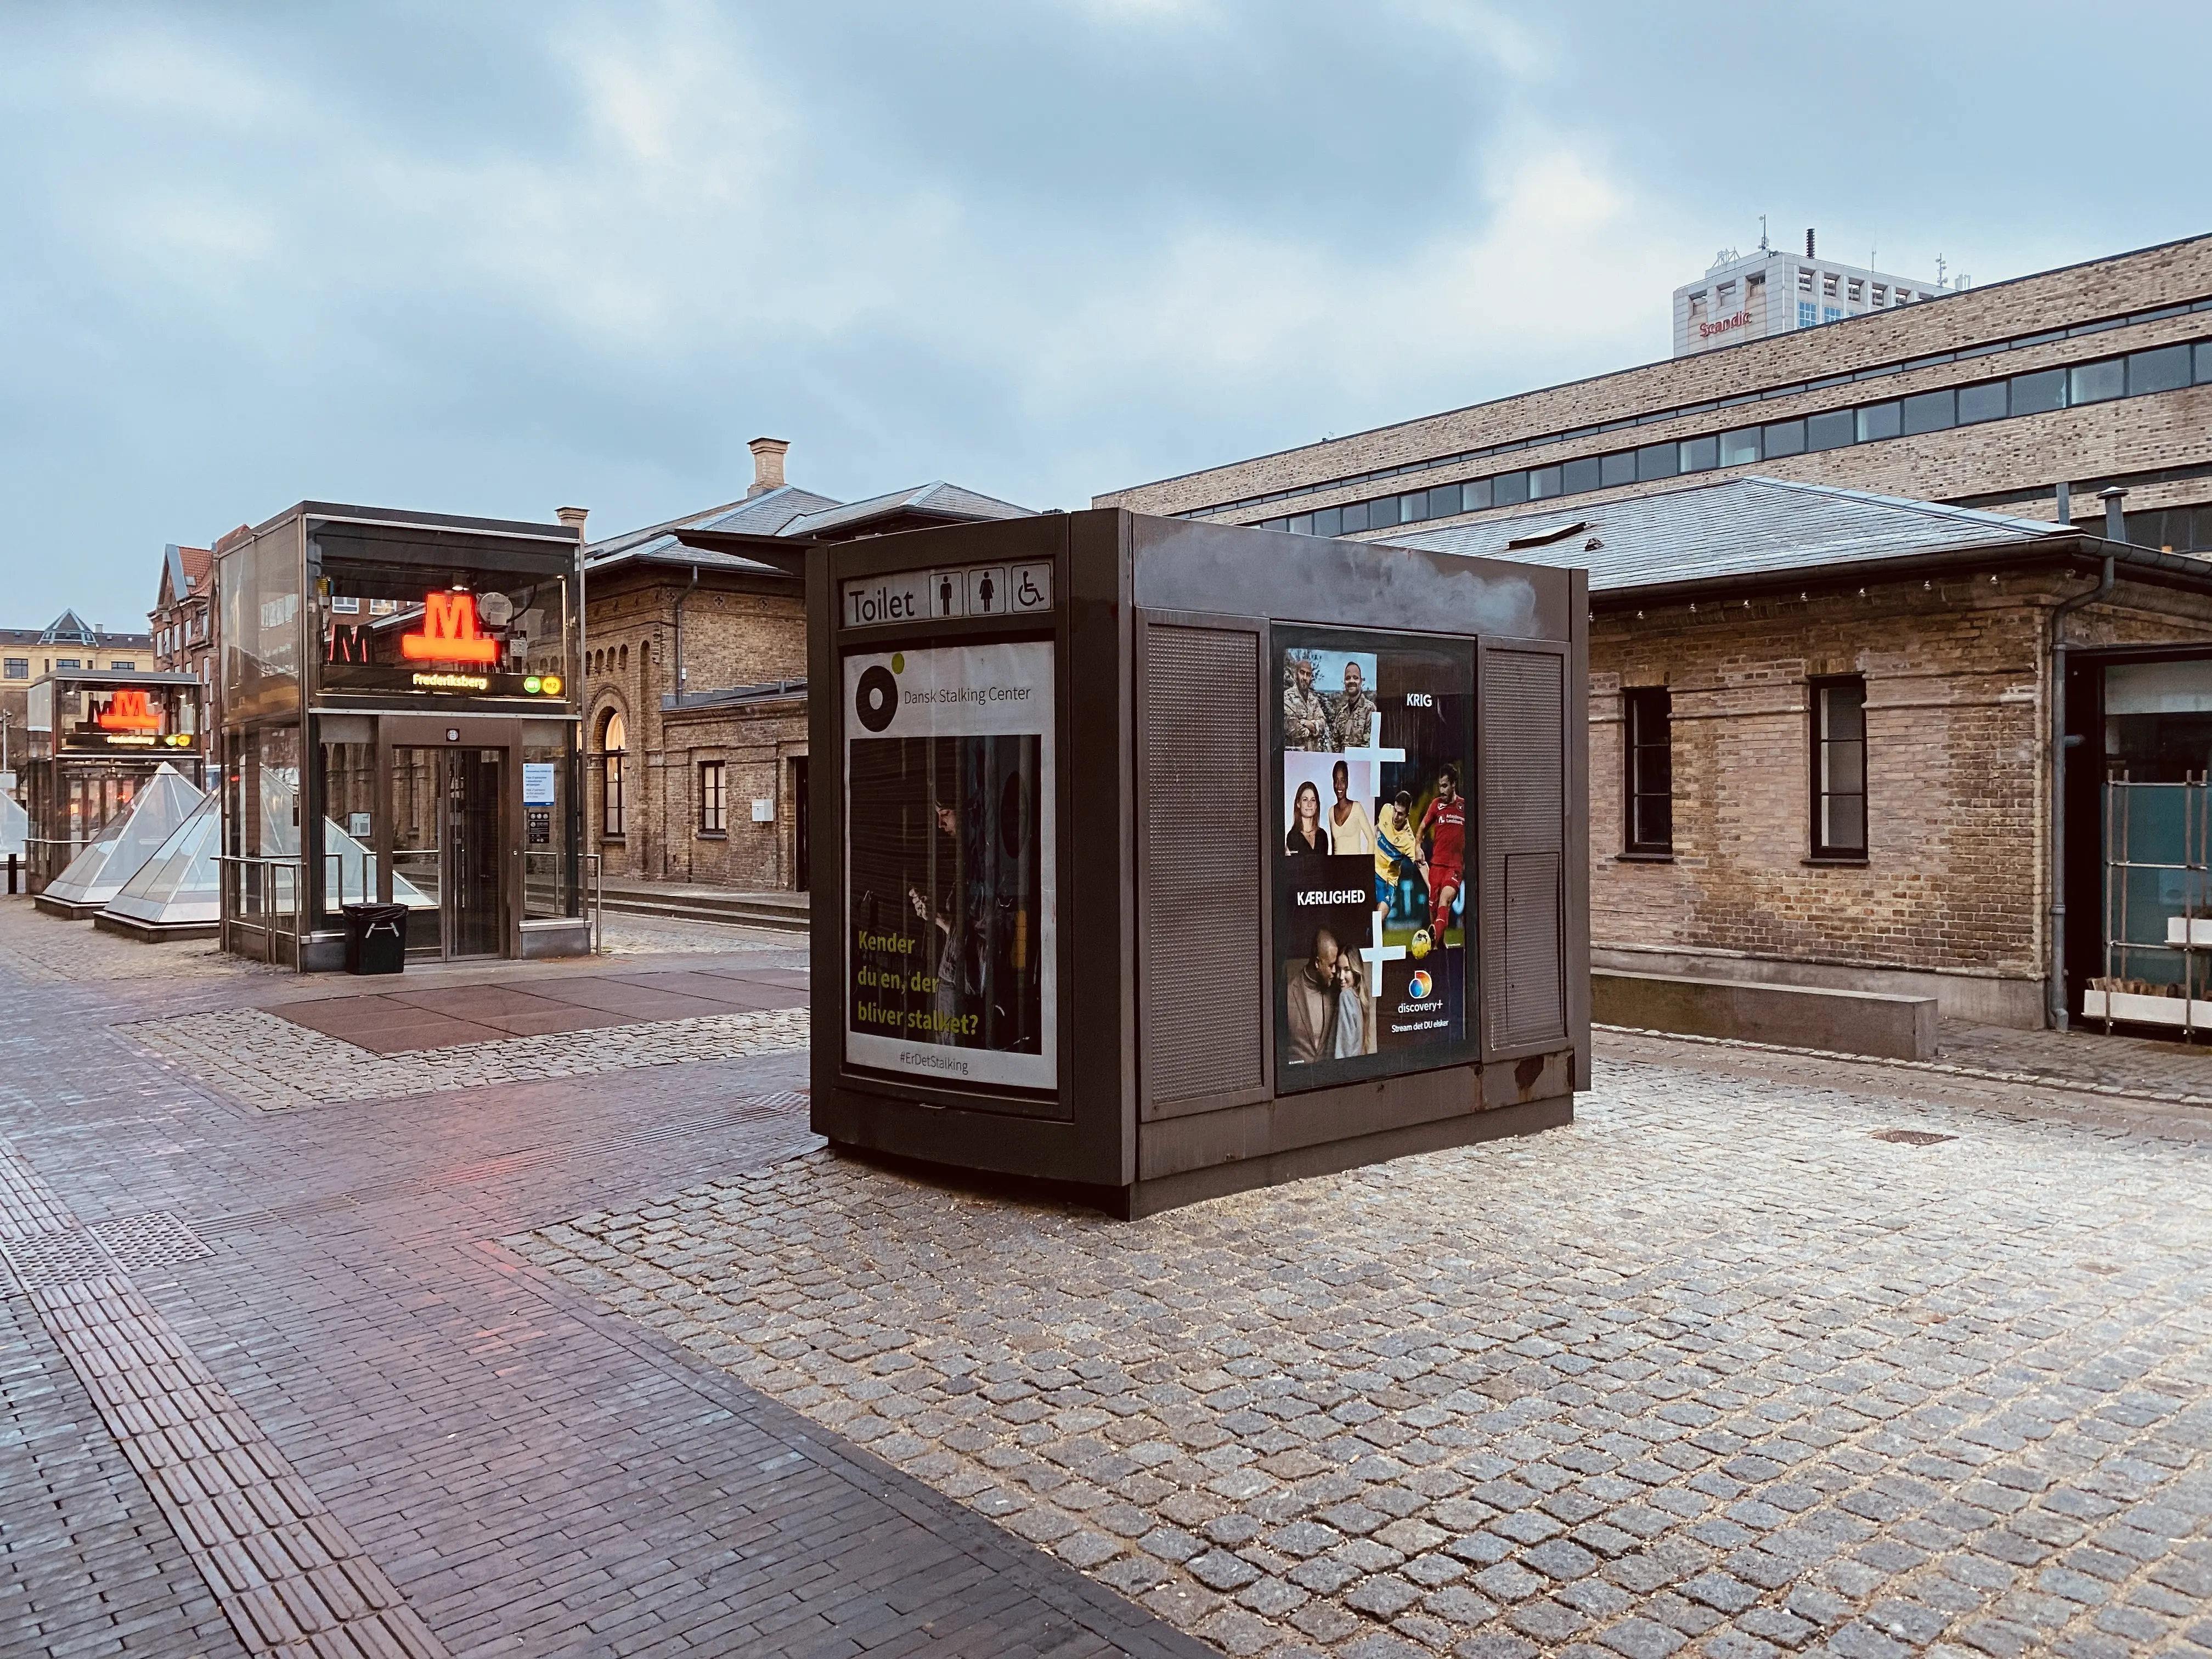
[699,760,726,833]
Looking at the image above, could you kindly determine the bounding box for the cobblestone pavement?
[0,899,1206,1658]
[515,1055,2212,1659]
[1936,1023,2212,1105]
[120,1003,810,1109]
[1595,1020,2212,1113]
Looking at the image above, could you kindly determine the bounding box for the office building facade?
[1098,233,2212,555]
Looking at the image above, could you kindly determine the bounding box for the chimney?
[1805,228,1815,258]
[748,437,791,498]
[2098,486,2128,544]
[2055,481,2071,527]
[555,506,589,541]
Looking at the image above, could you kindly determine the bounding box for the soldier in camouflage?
[1283,652,1331,751]
[1327,658,1379,751]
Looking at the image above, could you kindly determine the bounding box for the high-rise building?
[1674,230,1945,358]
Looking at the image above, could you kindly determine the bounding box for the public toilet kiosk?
[808,509,1589,1217]
[21,669,206,893]
[216,502,589,969]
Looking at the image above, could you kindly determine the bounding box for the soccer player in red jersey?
[1418,765,1465,938]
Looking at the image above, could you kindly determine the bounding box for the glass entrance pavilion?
[216,503,588,969]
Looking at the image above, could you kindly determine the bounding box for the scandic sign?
[1697,309,1752,340]
[402,592,498,664]
[95,689,160,731]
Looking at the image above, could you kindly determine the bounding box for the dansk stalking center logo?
[855,654,904,733]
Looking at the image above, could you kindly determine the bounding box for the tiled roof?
[781,482,1034,538]
[1382,476,2069,594]
[585,486,844,575]
[588,480,1035,578]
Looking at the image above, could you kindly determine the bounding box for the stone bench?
[1594,969,1938,1061]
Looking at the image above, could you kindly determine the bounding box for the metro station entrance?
[216,501,589,971]
[391,746,506,959]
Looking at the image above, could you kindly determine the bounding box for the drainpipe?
[674,565,697,706]
[2049,538,2117,1032]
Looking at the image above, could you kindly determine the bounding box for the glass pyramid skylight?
[41,764,204,911]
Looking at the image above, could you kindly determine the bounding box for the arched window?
[619,644,628,672]
[601,710,627,838]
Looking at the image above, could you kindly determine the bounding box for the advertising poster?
[844,641,1056,1091]
[1276,629,1474,1085]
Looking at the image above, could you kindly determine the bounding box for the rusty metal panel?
[1480,641,1569,1057]
[1137,617,1268,1114]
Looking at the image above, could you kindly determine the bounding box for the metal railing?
[583,850,603,952]
[217,853,306,969]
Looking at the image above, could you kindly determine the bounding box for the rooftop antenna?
[1758,215,1769,253]
[1936,253,1948,287]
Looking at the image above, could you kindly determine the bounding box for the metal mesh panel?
[1141,624,1265,1108]
[1502,852,1565,1047]
[1481,646,1568,1054]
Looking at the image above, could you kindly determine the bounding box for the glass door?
[450,749,504,958]
[384,745,507,960]
[390,747,444,955]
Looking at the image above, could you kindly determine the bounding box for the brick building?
[1387,477,2212,1030]
[150,542,217,690]
[579,439,1032,891]
[1098,231,2212,554]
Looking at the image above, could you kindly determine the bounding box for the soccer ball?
[1409,928,1432,960]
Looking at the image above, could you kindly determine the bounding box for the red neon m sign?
[96,688,160,731]
[401,592,498,664]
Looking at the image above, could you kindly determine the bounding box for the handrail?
[583,851,603,953]
[217,852,307,971]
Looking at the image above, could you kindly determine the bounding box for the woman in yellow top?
[1327,760,1374,859]
[1374,788,1420,940]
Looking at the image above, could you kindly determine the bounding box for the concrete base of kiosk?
[521,917,594,958]
[823,1088,1572,1220]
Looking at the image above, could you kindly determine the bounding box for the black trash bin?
[342,902,409,975]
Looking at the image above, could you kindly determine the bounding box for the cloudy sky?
[2,1,2207,627]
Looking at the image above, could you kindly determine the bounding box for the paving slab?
[0,896,1205,1659]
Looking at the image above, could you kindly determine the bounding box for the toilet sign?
[842,561,1052,629]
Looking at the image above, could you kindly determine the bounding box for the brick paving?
[0,896,1210,1659]
[515,1050,2212,1659]
[121,1004,810,1110]
[8,887,2212,1658]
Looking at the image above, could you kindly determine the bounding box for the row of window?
[1691,269,1932,320]
[155,614,207,659]
[589,644,631,675]
[1621,679,1867,862]
[2,658,138,679]
[596,751,736,837]
[1256,340,2212,538]
[1192,290,2212,521]
[2124,507,2212,554]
